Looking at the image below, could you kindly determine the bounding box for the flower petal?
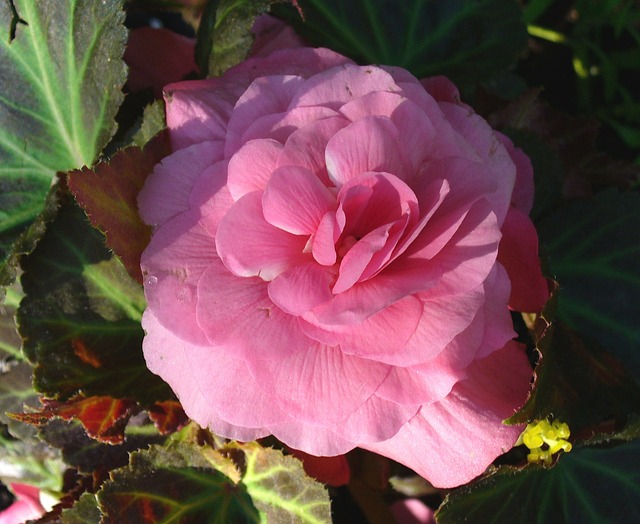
[498,207,549,312]
[138,141,224,227]
[325,116,412,186]
[142,309,284,440]
[227,138,283,201]
[196,258,310,361]
[268,262,336,316]
[362,340,532,488]
[262,165,336,235]
[141,210,216,345]
[215,192,308,280]
[249,344,391,425]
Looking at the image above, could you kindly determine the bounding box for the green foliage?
[436,439,640,524]
[0,0,127,276]
[16,190,172,404]
[537,190,640,380]
[97,441,331,523]
[275,0,528,86]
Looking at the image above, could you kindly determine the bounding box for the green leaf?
[16,191,172,404]
[98,443,262,524]
[508,283,640,435]
[196,0,293,77]
[537,190,640,380]
[436,439,640,524]
[61,492,102,524]
[0,0,127,273]
[275,0,527,84]
[237,441,332,523]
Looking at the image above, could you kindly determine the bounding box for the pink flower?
[0,484,45,524]
[390,499,435,524]
[138,47,547,487]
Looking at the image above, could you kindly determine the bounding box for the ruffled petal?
[227,138,282,201]
[289,64,402,110]
[196,258,310,361]
[142,309,282,440]
[268,262,336,316]
[225,75,305,156]
[249,344,391,425]
[215,192,308,280]
[141,210,216,346]
[138,141,224,227]
[262,165,336,235]
[362,340,532,488]
[325,116,412,186]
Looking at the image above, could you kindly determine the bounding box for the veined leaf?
[17,191,172,404]
[436,439,640,524]
[0,0,127,276]
[537,190,640,380]
[274,0,527,84]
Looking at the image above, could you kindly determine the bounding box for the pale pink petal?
[362,341,532,488]
[227,138,282,201]
[325,116,411,186]
[302,295,423,359]
[268,262,336,316]
[240,105,338,147]
[497,132,535,214]
[225,75,305,156]
[277,116,349,186]
[262,166,336,234]
[312,211,340,266]
[138,141,224,227]
[337,394,418,443]
[438,102,516,224]
[189,160,234,236]
[390,499,435,524]
[142,309,283,439]
[271,420,356,456]
[249,344,391,425]
[164,79,239,149]
[289,64,402,111]
[1,484,45,524]
[196,258,310,361]
[141,210,216,345]
[333,219,408,294]
[498,208,549,312]
[215,192,308,280]
[339,91,437,175]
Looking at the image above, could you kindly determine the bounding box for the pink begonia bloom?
[0,484,45,524]
[138,47,548,488]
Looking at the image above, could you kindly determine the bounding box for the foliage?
[1,0,639,522]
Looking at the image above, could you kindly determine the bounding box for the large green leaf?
[0,0,127,273]
[274,0,527,84]
[97,441,332,523]
[98,443,262,523]
[537,190,640,380]
[16,190,172,404]
[436,439,640,523]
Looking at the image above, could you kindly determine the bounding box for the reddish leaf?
[10,396,138,445]
[67,132,170,284]
[147,401,189,435]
